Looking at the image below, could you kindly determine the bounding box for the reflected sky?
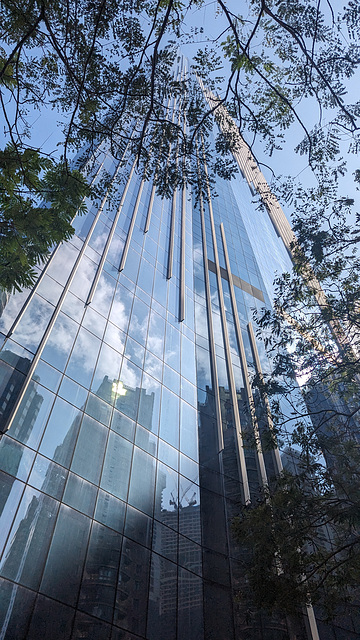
[10,295,54,355]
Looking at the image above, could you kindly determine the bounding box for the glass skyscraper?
[0,64,319,639]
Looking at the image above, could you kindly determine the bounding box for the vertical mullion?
[247,321,283,475]
[179,115,187,322]
[86,157,137,298]
[220,223,269,487]
[201,139,250,504]
[196,144,224,453]
[167,94,182,281]
[144,98,172,234]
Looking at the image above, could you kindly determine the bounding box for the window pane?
[111,409,135,442]
[181,336,196,384]
[159,388,179,449]
[0,577,36,640]
[79,521,122,621]
[180,400,198,462]
[146,311,165,359]
[0,473,24,553]
[8,383,55,451]
[40,505,91,606]
[115,359,142,420]
[82,307,107,338]
[158,439,178,471]
[71,611,111,640]
[65,327,101,388]
[95,490,125,533]
[39,398,82,467]
[26,594,75,640]
[63,473,97,517]
[100,432,132,501]
[128,447,156,516]
[11,295,53,354]
[71,416,108,485]
[114,539,150,636]
[91,343,122,402]
[69,256,97,302]
[0,436,34,481]
[91,272,117,318]
[135,424,157,457]
[165,324,180,373]
[124,505,152,548]
[103,321,126,354]
[0,486,59,590]
[124,336,145,369]
[128,298,149,346]
[147,554,177,640]
[138,374,160,434]
[41,312,78,372]
[85,394,112,426]
[178,568,204,640]
[58,377,88,410]
[47,242,79,286]
[154,462,178,530]
[32,360,62,392]
[28,454,67,500]
[109,283,133,332]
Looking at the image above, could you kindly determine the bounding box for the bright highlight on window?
[112,380,127,397]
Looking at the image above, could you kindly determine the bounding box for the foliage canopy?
[1,0,360,288]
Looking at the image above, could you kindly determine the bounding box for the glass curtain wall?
[0,61,310,640]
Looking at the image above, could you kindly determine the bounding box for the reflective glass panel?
[28,454,67,500]
[8,384,55,451]
[71,415,108,485]
[40,505,91,606]
[65,327,101,388]
[63,473,97,517]
[0,486,59,590]
[159,388,179,449]
[0,436,34,481]
[128,446,156,516]
[78,521,121,622]
[0,473,24,553]
[137,373,160,435]
[41,312,79,372]
[100,431,132,501]
[95,490,125,533]
[114,539,150,636]
[39,397,82,467]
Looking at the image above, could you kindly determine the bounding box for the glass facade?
[0,84,314,638]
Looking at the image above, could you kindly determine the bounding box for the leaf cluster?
[0,143,89,291]
[233,447,360,622]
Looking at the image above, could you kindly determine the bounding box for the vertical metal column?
[167,97,182,281]
[247,321,283,475]
[144,98,171,234]
[248,325,320,639]
[86,156,137,300]
[220,223,268,487]
[201,140,250,504]
[117,160,143,273]
[179,115,187,322]
[196,146,224,452]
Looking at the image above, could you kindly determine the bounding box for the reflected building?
[0,59,329,640]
